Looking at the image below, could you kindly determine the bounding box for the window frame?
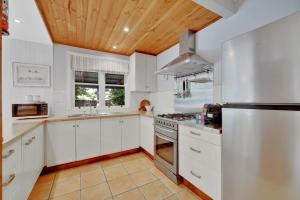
[105,73,126,107]
[71,70,129,110]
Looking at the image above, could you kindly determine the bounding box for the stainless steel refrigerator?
[222,11,300,200]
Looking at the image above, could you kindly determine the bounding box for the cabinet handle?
[190,131,201,136]
[190,170,202,179]
[73,125,76,127]
[31,136,36,140]
[2,174,16,187]
[77,125,79,127]
[3,149,15,159]
[25,139,33,146]
[190,147,201,154]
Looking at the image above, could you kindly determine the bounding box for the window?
[105,73,125,107]
[75,71,99,107]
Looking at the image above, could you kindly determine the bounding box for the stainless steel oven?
[12,103,48,119]
[154,117,182,184]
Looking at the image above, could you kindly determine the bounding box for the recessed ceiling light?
[14,19,22,23]
[112,45,118,49]
[123,26,129,32]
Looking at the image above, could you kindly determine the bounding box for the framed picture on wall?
[13,62,51,87]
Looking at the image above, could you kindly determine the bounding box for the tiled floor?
[28,152,202,200]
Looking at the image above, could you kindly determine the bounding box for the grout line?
[47,173,57,200]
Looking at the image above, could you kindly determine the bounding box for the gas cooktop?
[156,113,195,121]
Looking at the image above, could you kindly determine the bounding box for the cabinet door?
[146,55,157,92]
[46,121,76,166]
[76,119,101,160]
[121,117,140,151]
[22,130,38,199]
[135,53,147,91]
[101,118,122,155]
[2,140,22,200]
[32,126,45,174]
[140,116,154,155]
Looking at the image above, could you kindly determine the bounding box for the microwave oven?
[12,103,48,119]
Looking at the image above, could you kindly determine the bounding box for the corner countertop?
[3,111,154,148]
[180,120,222,134]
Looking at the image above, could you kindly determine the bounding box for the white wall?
[2,39,53,119]
[52,44,149,115]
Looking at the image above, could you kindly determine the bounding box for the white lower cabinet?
[140,116,154,155]
[179,125,222,200]
[76,119,101,160]
[101,116,139,154]
[101,118,122,155]
[3,125,44,200]
[121,116,140,151]
[47,121,76,167]
[2,140,22,200]
[47,119,101,166]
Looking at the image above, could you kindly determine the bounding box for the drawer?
[179,155,219,199]
[179,125,221,146]
[179,134,221,173]
[2,140,22,200]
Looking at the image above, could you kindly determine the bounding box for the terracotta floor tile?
[123,159,149,173]
[50,175,80,198]
[55,168,81,182]
[100,157,122,169]
[77,162,102,173]
[108,175,137,195]
[28,183,52,200]
[104,164,128,180]
[140,157,155,168]
[114,189,146,200]
[139,180,172,200]
[165,194,179,200]
[129,170,157,186]
[149,167,167,179]
[176,190,202,200]
[119,153,146,162]
[35,173,56,186]
[160,177,186,194]
[81,183,112,200]
[50,191,80,200]
[81,169,106,189]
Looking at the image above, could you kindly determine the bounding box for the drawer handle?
[190,147,201,154]
[190,170,202,179]
[31,136,36,140]
[190,131,201,136]
[3,149,15,159]
[25,139,33,146]
[2,174,16,187]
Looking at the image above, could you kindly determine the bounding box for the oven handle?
[155,126,176,134]
[155,132,176,142]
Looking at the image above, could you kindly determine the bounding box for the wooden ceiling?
[36,0,221,56]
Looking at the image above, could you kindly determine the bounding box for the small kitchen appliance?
[12,102,48,119]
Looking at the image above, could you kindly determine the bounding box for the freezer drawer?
[222,108,300,200]
[222,11,300,103]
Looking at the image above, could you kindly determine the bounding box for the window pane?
[75,84,99,107]
[105,73,124,85]
[105,86,125,106]
[75,71,98,84]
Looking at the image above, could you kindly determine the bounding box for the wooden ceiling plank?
[125,0,186,54]
[90,0,114,49]
[97,0,128,51]
[102,0,140,52]
[36,0,221,55]
[116,0,162,53]
[135,0,200,53]
[149,10,220,53]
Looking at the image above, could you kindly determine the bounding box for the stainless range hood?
[156,30,213,78]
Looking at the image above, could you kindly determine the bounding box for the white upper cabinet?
[76,119,101,161]
[46,121,76,167]
[100,118,122,155]
[121,116,140,151]
[129,52,157,92]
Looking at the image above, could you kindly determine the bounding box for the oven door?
[154,130,177,174]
